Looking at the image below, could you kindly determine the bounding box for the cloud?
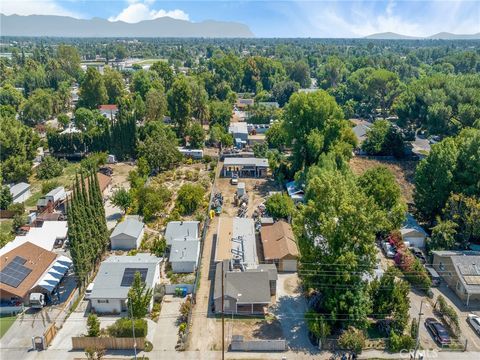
[108,1,189,23]
[0,0,81,18]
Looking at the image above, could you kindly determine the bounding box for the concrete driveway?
[153,294,182,351]
[272,273,319,354]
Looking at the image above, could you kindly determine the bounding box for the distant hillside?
[0,14,254,38]
[365,32,418,40]
[365,31,480,40]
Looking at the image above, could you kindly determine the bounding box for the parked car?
[382,242,396,258]
[425,318,451,346]
[411,247,427,264]
[230,175,238,185]
[468,314,480,335]
[425,266,441,287]
[85,282,94,300]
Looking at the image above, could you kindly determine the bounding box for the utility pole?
[221,262,225,360]
[413,299,424,360]
[129,298,137,360]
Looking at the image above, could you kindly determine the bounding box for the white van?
[85,283,94,300]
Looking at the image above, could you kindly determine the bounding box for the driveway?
[153,294,182,351]
[272,273,319,354]
[104,187,122,230]
[408,289,438,350]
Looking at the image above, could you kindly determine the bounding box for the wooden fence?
[43,322,57,347]
[71,337,145,350]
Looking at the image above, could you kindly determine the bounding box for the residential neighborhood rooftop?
[260,221,299,261]
[223,157,269,168]
[110,215,144,240]
[169,240,200,263]
[164,221,200,246]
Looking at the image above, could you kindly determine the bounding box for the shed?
[169,240,200,273]
[260,221,299,272]
[164,221,200,246]
[9,182,31,204]
[110,216,145,250]
[400,214,428,248]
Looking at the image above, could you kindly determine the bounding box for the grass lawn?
[0,220,13,234]
[0,316,16,338]
[25,162,80,209]
[134,58,165,65]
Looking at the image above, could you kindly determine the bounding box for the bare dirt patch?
[349,157,417,203]
[110,162,136,189]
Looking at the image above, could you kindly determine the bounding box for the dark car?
[411,247,427,264]
[425,318,451,346]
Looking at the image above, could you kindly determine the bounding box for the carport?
[34,256,72,297]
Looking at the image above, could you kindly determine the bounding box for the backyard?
[0,315,16,338]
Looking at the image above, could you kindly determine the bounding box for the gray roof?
[401,214,427,236]
[165,221,200,246]
[169,240,200,263]
[451,255,480,295]
[214,261,271,304]
[110,216,144,240]
[229,122,248,135]
[9,182,30,198]
[223,157,269,168]
[90,254,160,299]
[45,186,65,197]
[232,218,258,268]
[247,264,278,281]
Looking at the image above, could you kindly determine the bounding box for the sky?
[1,0,479,38]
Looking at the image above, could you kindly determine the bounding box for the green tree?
[272,80,299,107]
[57,113,70,129]
[128,271,153,318]
[133,94,146,121]
[414,138,459,223]
[288,60,311,88]
[338,327,365,354]
[305,310,330,348]
[208,100,231,129]
[186,121,205,149]
[36,156,65,180]
[145,87,167,122]
[176,184,204,215]
[358,166,407,232]
[167,76,192,136]
[137,185,172,221]
[56,45,81,79]
[150,61,174,91]
[103,67,124,104]
[443,193,480,248]
[0,186,13,210]
[429,218,457,251]
[366,69,401,119]
[110,188,132,214]
[79,67,108,109]
[0,84,24,110]
[87,314,101,337]
[265,193,295,220]
[20,88,54,125]
[265,121,288,150]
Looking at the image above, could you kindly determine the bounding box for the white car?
[468,314,480,335]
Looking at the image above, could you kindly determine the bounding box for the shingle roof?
[0,242,57,299]
[451,255,480,294]
[261,221,299,260]
[214,261,270,304]
[90,254,160,299]
[169,240,200,263]
[110,216,144,240]
[401,213,427,237]
[164,221,200,246]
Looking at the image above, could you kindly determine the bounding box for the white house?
[89,254,161,314]
[169,240,200,273]
[98,104,118,119]
[9,182,31,204]
[401,214,428,248]
[164,221,200,246]
[110,216,145,250]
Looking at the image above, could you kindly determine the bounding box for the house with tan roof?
[0,242,59,303]
[260,220,299,272]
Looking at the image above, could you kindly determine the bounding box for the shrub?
[388,331,415,352]
[338,327,365,354]
[178,322,187,334]
[36,156,66,179]
[176,183,204,215]
[107,318,148,338]
[179,296,192,322]
[436,295,460,335]
[87,314,100,337]
[41,180,61,194]
[144,340,153,352]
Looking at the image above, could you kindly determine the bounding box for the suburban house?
[228,122,249,148]
[169,239,200,273]
[177,147,204,159]
[215,217,258,269]
[89,254,161,314]
[235,98,254,110]
[431,251,480,306]
[222,157,269,178]
[0,242,65,303]
[260,221,299,272]
[351,119,372,145]
[247,264,278,296]
[36,186,67,212]
[213,260,273,315]
[401,214,428,248]
[1,221,68,256]
[285,181,305,203]
[164,221,200,247]
[110,216,145,251]
[98,104,118,119]
[9,182,31,204]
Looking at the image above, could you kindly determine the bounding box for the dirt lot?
[109,162,136,189]
[349,156,417,203]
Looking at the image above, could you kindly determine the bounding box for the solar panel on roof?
[120,268,148,287]
[0,259,32,288]
[11,256,27,265]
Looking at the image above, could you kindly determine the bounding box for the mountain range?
[365,31,480,40]
[0,14,254,38]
